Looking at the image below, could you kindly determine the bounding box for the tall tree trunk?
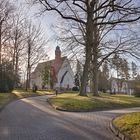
[91,0,99,95]
[13,33,18,87]
[93,65,99,96]
[26,66,31,91]
[90,45,99,96]
[26,69,29,91]
[79,0,94,96]
[80,55,90,96]
[26,40,31,91]
[15,52,19,87]
[28,66,31,89]
[92,38,99,96]
[0,23,2,64]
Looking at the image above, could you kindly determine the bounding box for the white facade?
[30,58,74,90]
[111,78,133,95]
[30,71,42,89]
[111,79,119,93]
[55,59,74,89]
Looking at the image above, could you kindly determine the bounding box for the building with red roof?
[30,46,74,90]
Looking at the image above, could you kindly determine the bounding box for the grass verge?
[13,89,54,98]
[0,89,54,109]
[113,112,140,140]
[49,93,140,111]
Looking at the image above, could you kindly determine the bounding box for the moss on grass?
[113,112,140,140]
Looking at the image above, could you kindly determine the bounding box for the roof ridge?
[39,56,67,64]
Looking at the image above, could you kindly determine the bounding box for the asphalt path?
[0,95,140,140]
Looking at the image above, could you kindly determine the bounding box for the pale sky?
[14,0,59,60]
[13,0,140,78]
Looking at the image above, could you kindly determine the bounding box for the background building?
[30,46,74,90]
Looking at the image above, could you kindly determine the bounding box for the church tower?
[55,46,61,60]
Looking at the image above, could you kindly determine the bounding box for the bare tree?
[131,61,138,79]
[32,0,140,96]
[24,20,48,90]
[0,0,14,63]
[8,13,27,87]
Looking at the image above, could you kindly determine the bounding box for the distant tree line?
[74,56,140,95]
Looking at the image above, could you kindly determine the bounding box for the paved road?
[0,95,140,140]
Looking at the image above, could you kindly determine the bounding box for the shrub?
[72,86,79,91]
[134,87,140,97]
[0,61,15,92]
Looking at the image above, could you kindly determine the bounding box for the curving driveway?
[0,95,140,140]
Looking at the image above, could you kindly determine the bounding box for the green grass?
[113,112,140,140]
[0,93,14,107]
[0,89,54,108]
[49,93,140,111]
[49,93,95,111]
[13,89,53,98]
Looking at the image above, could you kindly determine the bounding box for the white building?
[111,78,133,95]
[30,46,74,90]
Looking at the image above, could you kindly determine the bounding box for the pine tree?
[132,62,138,79]
[120,59,130,80]
[0,60,15,92]
[74,73,80,87]
[41,64,50,89]
[98,61,109,92]
[74,60,82,88]
[102,61,109,80]
[112,55,130,80]
[112,54,121,78]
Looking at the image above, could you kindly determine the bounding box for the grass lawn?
[48,93,140,111]
[13,89,54,98]
[0,89,54,109]
[113,112,140,140]
[0,93,14,108]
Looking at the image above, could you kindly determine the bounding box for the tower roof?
[55,46,61,59]
[56,46,60,50]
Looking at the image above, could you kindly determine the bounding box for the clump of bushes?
[130,80,140,97]
[134,87,140,97]
[72,86,79,91]
[0,76,14,92]
[0,61,15,92]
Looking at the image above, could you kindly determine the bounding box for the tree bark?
[90,42,99,96]
[92,14,99,96]
[0,23,2,64]
[79,0,94,96]
[15,53,19,87]
[80,55,90,96]
[93,65,99,96]
[26,40,31,91]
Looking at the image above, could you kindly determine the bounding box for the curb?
[47,101,100,112]
[110,118,132,140]
[47,99,140,113]
[47,98,95,112]
[46,98,140,113]
[47,98,79,112]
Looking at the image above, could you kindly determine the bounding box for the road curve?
[0,95,140,140]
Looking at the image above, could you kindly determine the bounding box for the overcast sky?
[12,0,140,70]
[13,0,60,60]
